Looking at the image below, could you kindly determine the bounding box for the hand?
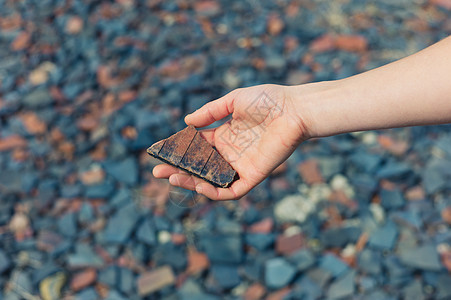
[153,84,311,200]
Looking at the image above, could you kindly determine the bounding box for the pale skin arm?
[153,35,451,200]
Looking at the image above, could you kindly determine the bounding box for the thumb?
[185,90,237,127]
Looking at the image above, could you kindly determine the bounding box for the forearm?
[295,35,451,138]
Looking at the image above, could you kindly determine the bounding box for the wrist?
[287,80,346,139]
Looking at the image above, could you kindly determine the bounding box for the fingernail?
[195,185,203,193]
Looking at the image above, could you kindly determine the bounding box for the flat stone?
[104,157,138,185]
[39,272,66,300]
[287,249,316,272]
[147,125,238,188]
[265,257,296,289]
[187,250,210,275]
[358,249,382,275]
[380,189,405,210]
[211,264,240,289]
[23,88,53,108]
[137,266,175,296]
[402,279,424,300]
[368,221,398,250]
[319,254,349,278]
[274,194,315,223]
[326,270,356,300]
[199,233,243,264]
[57,213,77,237]
[67,243,103,268]
[102,203,139,244]
[399,244,442,271]
[298,159,323,185]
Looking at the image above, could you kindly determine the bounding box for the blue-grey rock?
[67,243,103,268]
[85,178,115,199]
[358,249,382,275]
[437,273,451,300]
[102,203,139,244]
[0,250,11,274]
[368,221,398,250]
[105,290,127,300]
[287,249,316,271]
[57,212,77,237]
[265,257,296,289]
[358,275,377,293]
[118,267,134,295]
[104,158,138,185]
[78,202,95,224]
[326,270,356,300]
[211,264,240,289]
[136,219,156,246]
[292,276,322,300]
[380,189,405,210]
[376,162,412,181]
[306,268,332,288]
[23,88,53,108]
[75,287,99,300]
[199,234,243,264]
[399,244,442,271]
[178,279,220,300]
[319,254,349,278]
[245,233,275,251]
[99,266,118,287]
[402,279,425,300]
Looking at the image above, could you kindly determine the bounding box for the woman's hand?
[152,84,312,200]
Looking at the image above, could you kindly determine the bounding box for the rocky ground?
[1,0,451,299]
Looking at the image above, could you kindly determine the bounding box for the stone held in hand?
[147,125,238,188]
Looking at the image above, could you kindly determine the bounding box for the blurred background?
[1,0,451,299]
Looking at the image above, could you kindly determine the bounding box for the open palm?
[153,84,309,200]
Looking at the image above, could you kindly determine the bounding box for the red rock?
[276,233,305,255]
[137,266,175,296]
[193,0,220,17]
[20,112,47,135]
[0,135,27,151]
[70,268,97,291]
[442,207,451,224]
[11,31,30,51]
[59,141,75,160]
[298,159,323,185]
[187,250,209,275]
[77,115,99,132]
[249,217,273,234]
[171,233,186,245]
[266,287,292,300]
[335,35,368,52]
[431,0,451,9]
[66,16,83,34]
[119,90,137,103]
[310,34,336,53]
[267,14,284,35]
[244,283,266,300]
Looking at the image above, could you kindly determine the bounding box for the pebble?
[39,272,66,300]
[274,195,315,223]
[326,270,356,299]
[70,268,97,291]
[399,244,442,271]
[137,266,175,296]
[265,257,296,290]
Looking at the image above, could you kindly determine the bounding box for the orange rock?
[249,217,273,234]
[267,14,284,35]
[11,31,30,51]
[186,250,209,275]
[20,112,47,135]
[80,167,105,185]
[119,90,137,103]
[266,287,292,300]
[310,34,336,53]
[0,135,27,151]
[442,207,451,224]
[70,268,97,291]
[378,135,409,156]
[122,126,137,139]
[66,16,83,34]
[59,141,75,160]
[405,186,425,201]
[171,233,186,245]
[298,159,323,185]
[355,232,369,252]
[244,283,266,300]
[335,35,368,52]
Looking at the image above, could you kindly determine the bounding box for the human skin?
[153,35,451,200]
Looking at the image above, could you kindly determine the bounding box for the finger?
[199,128,216,146]
[153,164,184,178]
[169,173,205,191]
[196,179,250,201]
[185,90,237,127]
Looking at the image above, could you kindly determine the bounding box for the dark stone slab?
[147,125,238,188]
